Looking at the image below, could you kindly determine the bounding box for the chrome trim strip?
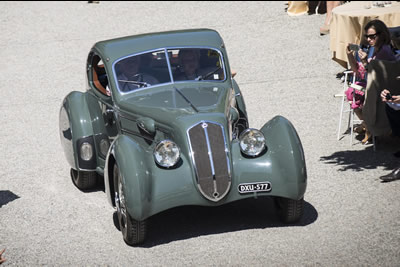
[104,139,117,207]
[187,120,231,202]
[202,123,215,176]
[164,48,174,82]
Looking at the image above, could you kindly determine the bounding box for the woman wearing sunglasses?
[345,19,396,144]
[353,20,395,65]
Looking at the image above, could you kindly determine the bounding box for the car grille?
[188,121,231,202]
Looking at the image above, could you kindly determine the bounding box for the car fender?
[106,134,150,221]
[59,91,106,171]
[259,115,307,200]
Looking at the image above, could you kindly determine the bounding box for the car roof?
[93,29,224,63]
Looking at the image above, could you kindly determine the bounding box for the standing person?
[320,1,341,35]
[346,19,396,144]
[0,249,6,265]
[379,86,400,182]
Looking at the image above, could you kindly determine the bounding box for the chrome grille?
[188,121,231,202]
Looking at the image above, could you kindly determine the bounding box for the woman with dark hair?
[348,19,395,73]
[345,19,396,144]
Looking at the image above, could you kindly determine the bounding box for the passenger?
[117,56,158,92]
[175,49,225,81]
[346,19,396,144]
[175,49,202,81]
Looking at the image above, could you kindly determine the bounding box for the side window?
[90,54,110,96]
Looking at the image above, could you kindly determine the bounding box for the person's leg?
[320,1,341,35]
[385,105,400,137]
[380,167,400,182]
[385,105,400,156]
[353,108,373,144]
[354,108,363,120]
[324,1,340,26]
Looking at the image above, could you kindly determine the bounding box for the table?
[330,1,400,68]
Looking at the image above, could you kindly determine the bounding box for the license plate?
[238,182,271,194]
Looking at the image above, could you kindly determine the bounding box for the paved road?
[1,1,399,266]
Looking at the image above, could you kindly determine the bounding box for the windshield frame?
[112,46,227,95]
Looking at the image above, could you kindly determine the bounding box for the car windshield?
[114,48,225,93]
[168,48,225,82]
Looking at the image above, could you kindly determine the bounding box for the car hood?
[117,83,232,122]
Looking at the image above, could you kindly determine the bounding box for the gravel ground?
[1,1,399,266]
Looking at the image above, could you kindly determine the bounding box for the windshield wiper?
[195,66,222,81]
[174,87,199,113]
[118,80,150,88]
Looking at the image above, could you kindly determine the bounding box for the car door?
[86,51,118,166]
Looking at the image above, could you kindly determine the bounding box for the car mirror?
[137,117,156,135]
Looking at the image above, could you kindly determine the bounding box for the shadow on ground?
[113,197,317,248]
[320,135,400,171]
[73,175,106,193]
[0,190,20,208]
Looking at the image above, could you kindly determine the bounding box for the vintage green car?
[59,29,307,246]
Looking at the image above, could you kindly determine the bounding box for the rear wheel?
[70,168,98,190]
[113,164,147,246]
[275,197,304,223]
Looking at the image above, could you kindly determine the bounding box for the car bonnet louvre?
[188,121,231,202]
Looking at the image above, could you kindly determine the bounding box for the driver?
[117,56,159,92]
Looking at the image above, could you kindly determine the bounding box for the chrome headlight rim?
[153,139,181,168]
[239,128,266,157]
[80,142,94,161]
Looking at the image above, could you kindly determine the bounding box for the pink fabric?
[345,81,366,109]
[356,62,367,80]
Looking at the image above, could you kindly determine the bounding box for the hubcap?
[115,171,127,230]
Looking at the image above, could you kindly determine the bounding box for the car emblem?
[202,122,208,128]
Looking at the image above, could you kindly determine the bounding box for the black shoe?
[380,168,400,182]
[393,151,400,158]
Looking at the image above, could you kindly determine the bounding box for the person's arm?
[381,89,390,102]
[381,89,400,104]
[375,45,396,61]
[0,248,6,265]
[392,95,400,104]
[357,50,368,67]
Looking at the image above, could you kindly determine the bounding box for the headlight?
[80,142,93,161]
[154,140,180,168]
[239,129,266,157]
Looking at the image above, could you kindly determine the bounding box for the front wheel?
[70,168,98,190]
[275,197,304,223]
[113,164,147,246]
